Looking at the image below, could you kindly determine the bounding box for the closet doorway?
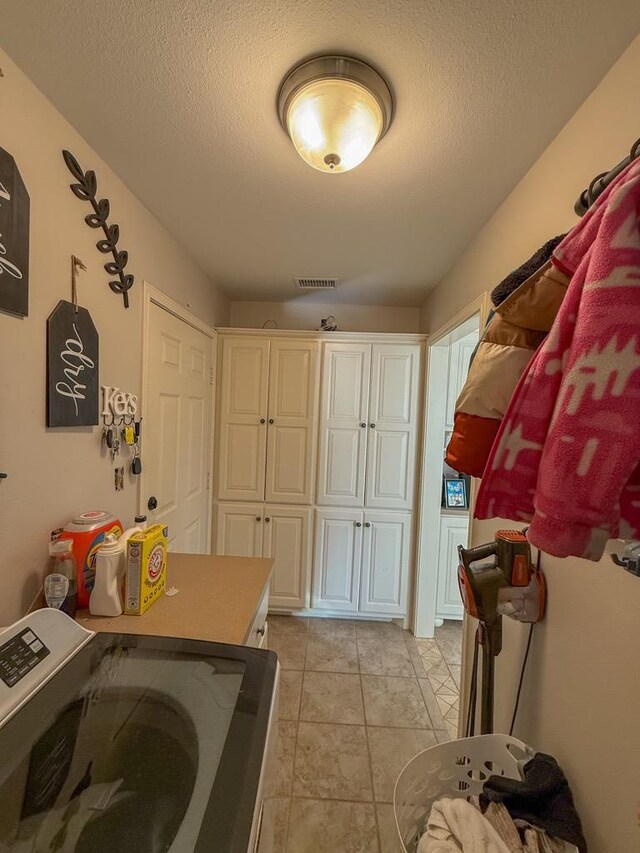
[413,295,489,640]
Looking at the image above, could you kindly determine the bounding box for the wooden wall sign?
[47,300,99,426]
[0,147,30,317]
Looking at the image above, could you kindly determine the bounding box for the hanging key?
[131,445,142,476]
[122,425,135,446]
[106,426,114,449]
[110,436,120,463]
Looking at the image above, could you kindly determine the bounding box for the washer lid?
[0,628,277,853]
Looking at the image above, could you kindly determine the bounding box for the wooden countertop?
[77,553,273,646]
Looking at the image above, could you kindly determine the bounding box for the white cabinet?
[360,511,411,615]
[265,340,319,505]
[435,513,468,621]
[445,332,477,431]
[313,509,363,611]
[366,345,420,510]
[317,344,371,507]
[313,509,411,616]
[217,336,319,505]
[263,506,313,610]
[317,342,420,511]
[215,503,312,610]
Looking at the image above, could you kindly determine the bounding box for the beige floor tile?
[428,671,458,694]
[376,803,404,853]
[278,670,303,721]
[357,639,414,677]
[434,621,463,665]
[269,615,309,638]
[405,637,428,678]
[287,799,379,853]
[265,720,297,798]
[293,722,373,801]
[258,798,290,853]
[367,727,437,803]
[448,664,461,688]
[445,720,459,739]
[308,617,356,639]
[417,678,447,729]
[268,633,307,670]
[305,636,359,673]
[300,671,365,724]
[361,675,431,729]
[435,728,452,743]
[355,620,406,641]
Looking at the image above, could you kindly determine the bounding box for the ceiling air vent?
[294,277,338,290]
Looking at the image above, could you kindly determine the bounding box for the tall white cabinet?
[213,330,424,619]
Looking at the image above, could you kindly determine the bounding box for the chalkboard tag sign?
[47,300,99,427]
[0,147,30,317]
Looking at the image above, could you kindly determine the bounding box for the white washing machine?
[0,609,279,852]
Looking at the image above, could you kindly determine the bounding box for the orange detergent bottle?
[61,511,123,607]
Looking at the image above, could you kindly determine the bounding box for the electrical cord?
[509,622,535,736]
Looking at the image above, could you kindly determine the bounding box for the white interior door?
[215,502,264,557]
[436,514,467,620]
[144,300,213,553]
[217,336,269,501]
[317,343,371,507]
[312,509,362,611]
[263,505,312,609]
[265,340,319,505]
[366,344,420,510]
[360,511,411,615]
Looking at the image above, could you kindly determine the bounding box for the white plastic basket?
[393,734,581,853]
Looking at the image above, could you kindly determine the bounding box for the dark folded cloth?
[491,235,566,306]
[480,752,587,853]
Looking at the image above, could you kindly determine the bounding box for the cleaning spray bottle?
[90,525,142,616]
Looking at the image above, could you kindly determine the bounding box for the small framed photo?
[444,477,467,509]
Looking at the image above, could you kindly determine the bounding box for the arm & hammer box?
[125,524,168,615]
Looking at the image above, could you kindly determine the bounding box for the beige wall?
[0,48,229,624]
[230,300,420,333]
[420,35,640,853]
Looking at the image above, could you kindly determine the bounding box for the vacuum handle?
[458,542,496,566]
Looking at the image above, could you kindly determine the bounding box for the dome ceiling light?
[277,55,393,174]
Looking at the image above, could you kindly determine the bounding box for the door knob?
[365,522,371,528]
[360,422,366,428]
[355,522,362,528]
[260,418,266,424]
[269,418,274,424]
[265,517,271,523]
[256,516,262,522]
[147,496,158,511]
[370,423,376,428]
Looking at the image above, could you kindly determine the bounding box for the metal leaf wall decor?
[62,150,134,308]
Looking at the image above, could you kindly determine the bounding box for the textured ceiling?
[2,0,640,305]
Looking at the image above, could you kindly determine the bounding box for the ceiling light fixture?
[277,55,393,174]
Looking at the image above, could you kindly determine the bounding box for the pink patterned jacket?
[475,160,640,561]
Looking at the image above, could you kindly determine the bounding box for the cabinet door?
[215,502,264,557]
[263,506,312,609]
[312,509,363,611]
[435,514,468,620]
[265,340,319,505]
[366,345,421,510]
[317,343,371,507]
[217,337,269,501]
[360,511,411,615]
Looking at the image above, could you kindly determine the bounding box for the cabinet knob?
[260,418,266,424]
[360,422,366,428]
[256,625,266,637]
[256,516,262,522]
[265,517,271,523]
[365,522,371,528]
[355,521,362,528]
[269,418,274,424]
[370,423,376,429]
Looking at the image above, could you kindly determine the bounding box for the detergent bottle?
[90,526,141,617]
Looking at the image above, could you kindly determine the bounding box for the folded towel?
[418,797,514,853]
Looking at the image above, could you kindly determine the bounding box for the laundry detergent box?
[125,524,168,615]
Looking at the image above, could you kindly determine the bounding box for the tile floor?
[260,616,463,853]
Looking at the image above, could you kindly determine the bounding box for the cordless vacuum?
[457,530,546,735]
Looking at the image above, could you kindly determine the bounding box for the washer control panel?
[0,628,51,688]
